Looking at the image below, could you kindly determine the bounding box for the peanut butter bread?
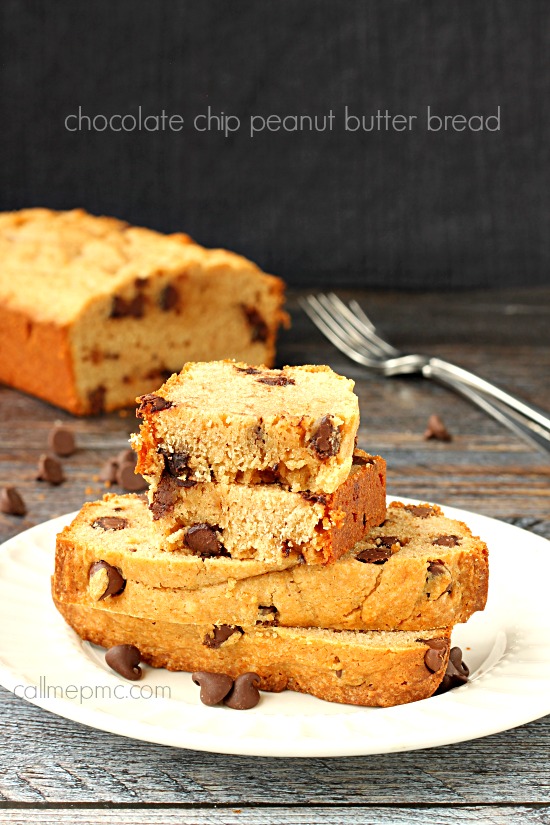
[53,599,452,707]
[134,361,360,493]
[53,497,488,631]
[0,209,288,414]
[145,450,385,563]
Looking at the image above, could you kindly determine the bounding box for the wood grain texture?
[0,689,549,807]
[0,288,548,820]
[0,807,549,825]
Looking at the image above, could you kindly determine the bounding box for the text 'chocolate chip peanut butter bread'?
[134,361,360,493]
[0,209,288,414]
[53,600,453,707]
[53,496,488,631]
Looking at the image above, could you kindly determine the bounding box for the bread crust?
[0,304,80,412]
[53,598,451,707]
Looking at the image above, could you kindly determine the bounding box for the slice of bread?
[54,598,452,707]
[133,360,360,493]
[53,497,488,631]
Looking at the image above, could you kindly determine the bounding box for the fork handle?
[424,357,550,448]
[436,375,550,454]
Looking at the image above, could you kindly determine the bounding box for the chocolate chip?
[136,394,173,417]
[257,606,278,625]
[242,306,269,342]
[37,454,65,485]
[310,416,341,458]
[203,625,242,649]
[352,452,375,466]
[282,539,302,558]
[422,638,450,673]
[299,491,328,505]
[0,487,27,516]
[251,423,266,446]
[433,535,461,547]
[235,366,261,375]
[89,561,126,599]
[192,672,234,706]
[100,458,119,484]
[150,473,178,519]
[257,467,279,484]
[428,560,447,576]
[424,414,452,442]
[374,536,403,549]
[435,646,470,694]
[88,386,106,415]
[257,375,296,387]
[159,284,179,311]
[405,505,435,518]
[117,449,136,466]
[48,425,76,457]
[111,294,145,318]
[335,669,343,678]
[224,672,261,710]
[105,644,142,680]
[450,645,469,676]
[92,516,129,530]
[117,463,148,492]
[186,523,222,557]
[356,546,392,564]
[159,448,190,478]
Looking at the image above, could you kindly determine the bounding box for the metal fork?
[301,292,550,454]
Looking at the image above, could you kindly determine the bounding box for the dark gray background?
[1,0,548,289]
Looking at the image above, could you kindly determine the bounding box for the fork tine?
[346,299,377,333]
[319,294,392,359]
[301,295,366,358]
[342,296,401,358]
[300,296,383,369]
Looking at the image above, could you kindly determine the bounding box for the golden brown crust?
[53,598,451,707]
[0,304,81,412]
[326,454,386,560]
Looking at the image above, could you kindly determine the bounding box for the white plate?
[0,498,549,757]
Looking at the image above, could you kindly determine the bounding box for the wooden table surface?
[0,288,549,825]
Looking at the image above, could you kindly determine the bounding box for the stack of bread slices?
[53,360,488,708]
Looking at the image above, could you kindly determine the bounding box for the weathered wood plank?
[0,806,549,824]
[0,689,548,805]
